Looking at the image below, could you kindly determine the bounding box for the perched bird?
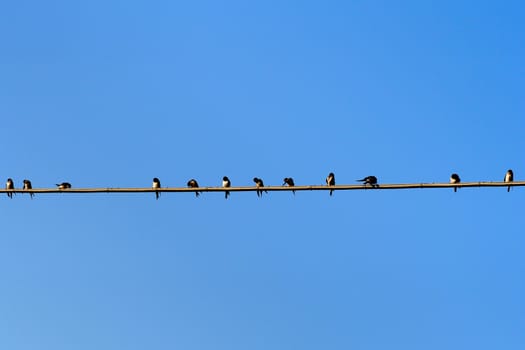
[326,172,335,196]
[6,178,14,199]
[187,179,200,197]
[450,173,460,192]
[356,175,379,188]
[504,169,514,192]
[283,177,295,194]
[23,179,34,199]
[222,176,231,199]
[56,182,72,190]
[253,177,267,197]
[152,177,161,200]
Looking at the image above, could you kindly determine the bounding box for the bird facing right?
[504,169,514,192]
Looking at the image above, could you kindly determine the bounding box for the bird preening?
[187,179,200,197]
[23,179,34,199]
[326,172,335,196]
[253,177,267,197]
[356,176,379,188]
[283,177,295,194]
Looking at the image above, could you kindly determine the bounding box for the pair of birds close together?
[152,177,202,200]
[4,179,72,199]
[325,173,379,196]
[4,178,32,199]
[449,170,514,192]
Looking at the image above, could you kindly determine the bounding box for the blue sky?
[1,1,524,349]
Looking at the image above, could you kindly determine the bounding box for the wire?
[0,181,523,195]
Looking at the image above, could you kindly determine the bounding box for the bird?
[56,182,72,190]
[187,179,200,197]
[283,177,295,194]
[23,179,34,199]
[326,172,335,196]
[450,173,460,192]
[253,177,267,197]
[356,175,379,188]
[152,177,161,200]
[222,176,231,199]
[504,169,514,192]
[6,178,14,199]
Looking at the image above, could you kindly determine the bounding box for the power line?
[0,181,523,195]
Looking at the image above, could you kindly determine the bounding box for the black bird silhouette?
[6,178,14,199]
[504,169,514,192]
[152,178,161,200]
[326,172,335,196]
[450,173,460,192]
[23,179,34,199]
[283,177,295,194]
[222,176,231,199]
[356,175,379,188]
[56,182,72,190]
[187,179,200,197]
[253,177,267,197]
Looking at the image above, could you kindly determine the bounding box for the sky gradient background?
[1,1,524,349]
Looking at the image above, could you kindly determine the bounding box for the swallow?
[253,177,267,197]
[504,169,514,192]
[152,177,161,200]
[222,176,231,199]
[56,182,72,190]
[326,172,335,196]
[6,178,14,199]
[356,175,379,188]
[23,179,34,199]
[450,173,460,192]
[187,179,200,197]
[283,177,295,194]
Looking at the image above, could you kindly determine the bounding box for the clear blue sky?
[1,1,524,349]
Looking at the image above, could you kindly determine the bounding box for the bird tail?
[454,187,457,193]
[508,186,511,192]
[156,191,160,200]
[225,191,230,199]
[329,189,333,196]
